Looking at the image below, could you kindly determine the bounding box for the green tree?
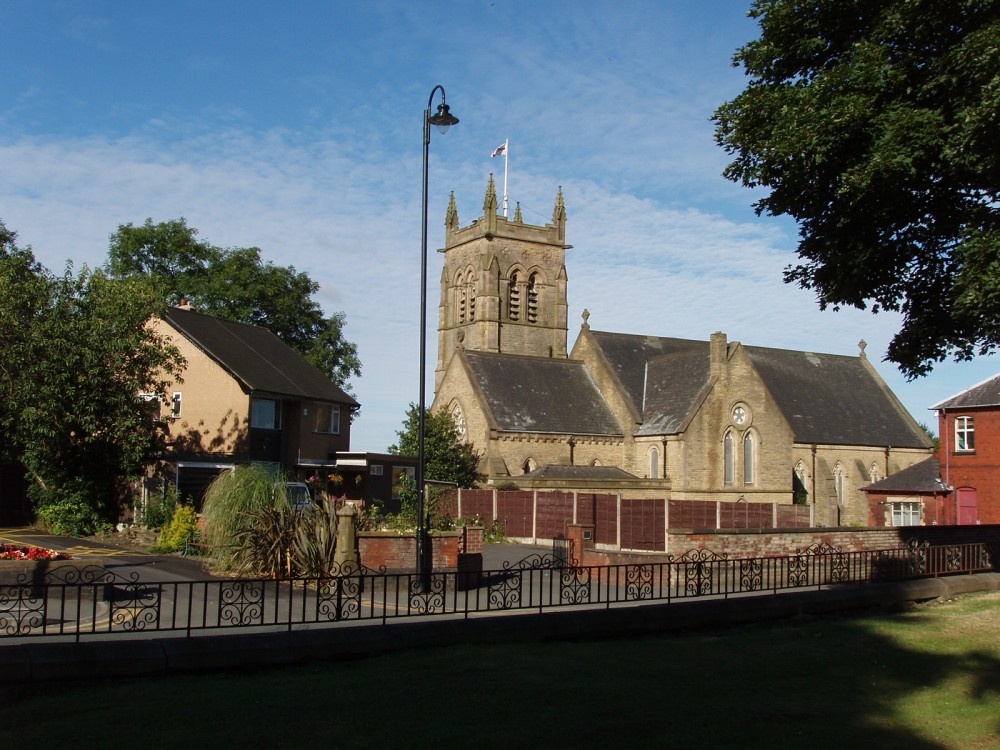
[388,405,481,489]
[107,218,362,394]
[713,0,999,378]
[0,221,185,534]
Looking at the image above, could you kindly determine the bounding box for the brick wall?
[580,524,1000,564]
[358,531,462,572]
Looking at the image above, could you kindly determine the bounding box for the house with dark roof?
[149,306,359,506]
[929,373,1000,524]
[431,182,934,526]
[861,456,953,526]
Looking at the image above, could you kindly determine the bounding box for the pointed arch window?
[834,463,845,507]
[466,270,476,321]
[527,273,539,324]
[743,432,755,485]
[522,457,537,474]
[869,463,881,484]
[648,446,660,479]
[508,271,521,321]
[723,432,735,486]
[455,271,467,324]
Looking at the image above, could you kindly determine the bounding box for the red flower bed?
[0,544,70,561]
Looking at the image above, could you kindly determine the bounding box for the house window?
[955,416,975,452]
[312,403,341,434]
[251,398,281,430]
[648,446,660,479]
[743,432,755,485]
[369,464,384,476]
[724,432,735,486]
[889,501,921,526]
[171,392,182,419]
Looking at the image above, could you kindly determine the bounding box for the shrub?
[293,500,341,577]
[33,488,107,536]
[141,480,179,529]
[232,506,301,578]
[156,505,198,553]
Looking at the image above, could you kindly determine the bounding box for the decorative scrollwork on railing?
[408,574,446,614]
[669,549,727,597]
[488,570,523,610]
[625,564,653,601]
[795,542,849,584]
[786,554,810,588]
[905,539,929,575]
[560,566,591,604]
[219,580,265,626]
[108,583,161,631]
[0,584,44,636]
[316,576,363,622]
[740,557,763,591]
[945,545,964,571]
[505,553,567,571]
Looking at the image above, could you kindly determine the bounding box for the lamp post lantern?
[418,85,458,582]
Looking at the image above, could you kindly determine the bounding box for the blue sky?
[2,0,994,450]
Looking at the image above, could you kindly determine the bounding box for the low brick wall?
[581,524,1000,565]
[358,527,484,572]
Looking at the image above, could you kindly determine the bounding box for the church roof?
[861,457,949,493]
[163,307,358,406]
[588,330,928,448]
[931,372,1000,409]
[463,352,621,435]
[522,465,639,480]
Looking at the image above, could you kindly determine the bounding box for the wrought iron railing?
[0,541,991,641]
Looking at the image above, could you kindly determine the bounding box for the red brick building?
[932,374,1000,525]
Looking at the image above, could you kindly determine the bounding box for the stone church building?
[432,179,933,526]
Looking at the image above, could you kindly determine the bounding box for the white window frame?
[312,402,341,435]
[955,416,975,452]
[171,391,182,419]
[369,464,384,476]
[889,501,921,526]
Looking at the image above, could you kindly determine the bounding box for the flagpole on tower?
[492,139,509,218]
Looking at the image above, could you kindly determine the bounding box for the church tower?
[435,178,571,389]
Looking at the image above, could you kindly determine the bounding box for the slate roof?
[463,351,621,435]
[163,307,358,406]
[589,330,928,448]
[861,457,949,493]
[522,465,638,480]
[931,373,1000,410]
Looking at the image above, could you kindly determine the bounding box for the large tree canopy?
[107,218,362,393]
[713,0,999,377]
[0,221,184,533]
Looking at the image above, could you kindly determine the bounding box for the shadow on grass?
[7,599,1000,749]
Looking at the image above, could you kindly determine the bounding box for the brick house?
[931,374,1000,524]
[432,181,934,526]
[862,456,953,526]
[148,306,359,507]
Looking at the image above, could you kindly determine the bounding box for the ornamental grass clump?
[201,464,287,572]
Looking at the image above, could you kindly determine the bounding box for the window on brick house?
[955,416,975,452]
[312,403,341,434]
[889,501,921,526]
[251,397,281,430]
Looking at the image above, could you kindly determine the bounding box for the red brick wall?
[939,406,1000,523]
[358,531,461,571]
[580,524,1000,564]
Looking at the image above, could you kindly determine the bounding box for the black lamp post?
[418,85,459,581]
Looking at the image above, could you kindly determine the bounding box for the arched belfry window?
[466,268,476,321]
[508,271,521,321]
[522,457,537,474]
[455,271,467,324]
[527,273,539,324]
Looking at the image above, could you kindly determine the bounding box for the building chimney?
[710,331,728,376]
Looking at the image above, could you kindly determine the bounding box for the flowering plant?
[0,544,71,561]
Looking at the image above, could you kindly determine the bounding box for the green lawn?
[7,593,1000,749]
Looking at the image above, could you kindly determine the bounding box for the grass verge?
[7,593,1000,749]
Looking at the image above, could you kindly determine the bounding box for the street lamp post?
[418,85,459,582]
